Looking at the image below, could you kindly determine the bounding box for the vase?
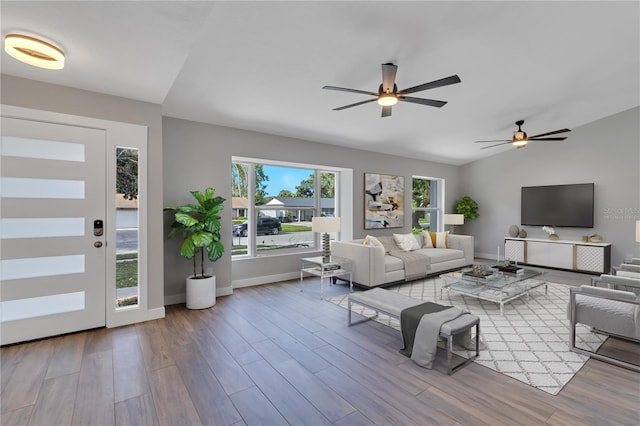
[186,275,216,309]
[549,234,559,241]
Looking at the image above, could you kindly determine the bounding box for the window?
[412,176,442,232]
[115,147,139,308]
[232,159,339,257]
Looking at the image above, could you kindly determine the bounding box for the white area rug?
[328,278,606,395]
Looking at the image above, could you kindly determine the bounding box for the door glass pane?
[0,177,84,199]
[0,255,85,280]
[0,217,85,239]
[1,136,85,162]
[1,291,85,322]
[115,147,139,308]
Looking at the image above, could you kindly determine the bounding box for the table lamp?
[443,214,464,234]
[312,217,341,263]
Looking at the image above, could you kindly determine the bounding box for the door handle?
[94,241,103,248]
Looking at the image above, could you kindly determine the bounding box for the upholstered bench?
[348,288,480,374]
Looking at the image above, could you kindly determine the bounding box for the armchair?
[569,285,640,372]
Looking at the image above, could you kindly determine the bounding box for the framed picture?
[364,173,404,229]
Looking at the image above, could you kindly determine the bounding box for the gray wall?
[162,116,462,300]
[460,107,640,266]
[1,75,165,309]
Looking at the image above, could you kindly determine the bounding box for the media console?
[504,237,611,274]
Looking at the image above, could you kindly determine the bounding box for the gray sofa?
[331,233,474,288]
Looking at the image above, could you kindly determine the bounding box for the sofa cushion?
[417,248,464,263]
[384,255,405,273]
[377,235,399,253]
[428,231,449,248]
[393,233,421,251]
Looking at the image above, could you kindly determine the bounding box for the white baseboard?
[233,271,299,289]
[164,286,234,306]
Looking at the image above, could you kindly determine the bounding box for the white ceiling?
[2,1,638,165]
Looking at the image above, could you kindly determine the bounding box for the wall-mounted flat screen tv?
[521,183,594,228]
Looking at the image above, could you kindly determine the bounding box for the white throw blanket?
[410,307,471,369]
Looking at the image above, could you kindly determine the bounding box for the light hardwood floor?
[2,266,639,425]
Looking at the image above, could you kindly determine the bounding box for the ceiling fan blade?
[381,105,392,118]
[332,98,377,111]
[528,137,567,141]
[381,63,398,93]
[528,128,571,139]
[322,85,377,96]
[480,142,513,150]
[474,139,511,143]
[398,75,461,95]
[398,96,447,108]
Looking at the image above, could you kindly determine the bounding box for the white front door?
[1,116,106,345]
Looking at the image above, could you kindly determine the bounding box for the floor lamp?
[312,217,341,263]
[443,214,464,234]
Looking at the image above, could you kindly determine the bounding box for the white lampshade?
[636,220,640,242]
[443,214,464,225]
[312,216,341,233]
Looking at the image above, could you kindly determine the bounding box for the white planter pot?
[186,275,216,309]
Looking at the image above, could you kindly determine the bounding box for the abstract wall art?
[364,173,404,229]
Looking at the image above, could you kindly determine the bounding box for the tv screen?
[521,183,594,228]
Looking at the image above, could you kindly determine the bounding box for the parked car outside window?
[233,217,282,237]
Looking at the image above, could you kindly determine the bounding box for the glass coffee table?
[440,266,547,315]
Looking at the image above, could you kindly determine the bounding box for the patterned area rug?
[327,278,606,395]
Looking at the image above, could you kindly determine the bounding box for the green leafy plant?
[164,188,225,279]
[455,196,479,220]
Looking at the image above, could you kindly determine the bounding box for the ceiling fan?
[475,120,571,149]
[322,63,461,118]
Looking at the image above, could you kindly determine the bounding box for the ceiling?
[2,1,638,165]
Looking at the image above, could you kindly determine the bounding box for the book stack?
[323,264,341,271]
[494,264,524,275]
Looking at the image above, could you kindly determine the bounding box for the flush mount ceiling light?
[4,34,65,70]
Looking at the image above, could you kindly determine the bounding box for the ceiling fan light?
[4,34,65,70]
[512,140,527,148]
[377,94,398,106]
[513,130,527,141]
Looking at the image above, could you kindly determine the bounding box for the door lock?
[94,241,103,248]
[93,220,104,237]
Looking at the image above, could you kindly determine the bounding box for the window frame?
[232,157,345,259]
[411,175,445,232]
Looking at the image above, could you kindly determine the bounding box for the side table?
[300,256,353,299]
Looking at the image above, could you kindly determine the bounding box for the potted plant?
[455,196,479,220]
[164,187,225,309]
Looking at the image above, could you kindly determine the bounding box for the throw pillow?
[393,233,421,251]
[422,231,434,248]
[428,231,449,248]
[363,235,383,248]
[377,235,399,253]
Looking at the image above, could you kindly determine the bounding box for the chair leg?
[443,322,480,375]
